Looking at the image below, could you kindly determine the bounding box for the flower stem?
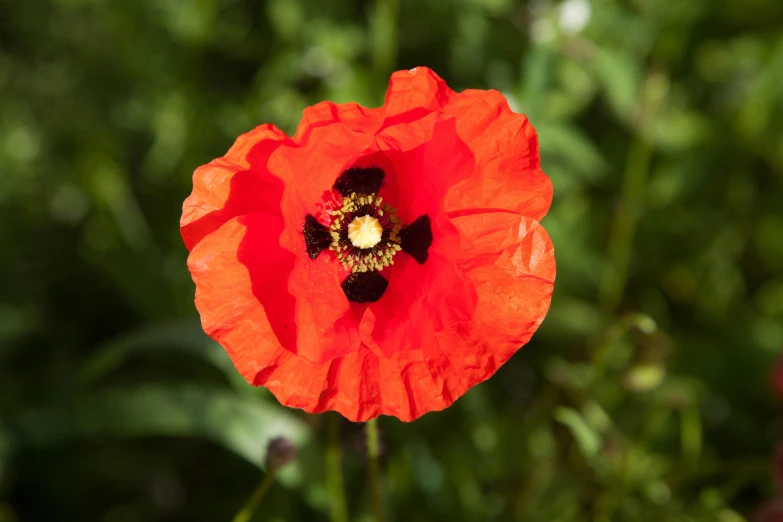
[598,70,667,316]
[232,470,276,522]
[327,415,349,522]
[366,418,386,522]
[598,135,652,315]
[371,0,399,77]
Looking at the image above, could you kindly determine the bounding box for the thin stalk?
[598,135,652,315]
[327,415,349,522]
[598,69,668,316]
[371,0,399,77]
[232,470,276,522]
[366,418,386,522]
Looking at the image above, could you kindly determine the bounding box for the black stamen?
[400,215,433,264]
[341,271,388,303]
[333,167,385,197]
[303,214,332,260]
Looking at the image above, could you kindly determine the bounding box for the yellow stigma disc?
[347,215,383,249]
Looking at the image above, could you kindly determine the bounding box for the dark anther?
[400,215,433,264]
[333,167,385,197]
[341,271,388,303]
[303,214,332,260]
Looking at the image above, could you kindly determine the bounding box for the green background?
[2,0,783,520]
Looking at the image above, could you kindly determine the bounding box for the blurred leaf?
[756,215,783,270]
[645,109,710,151]
[624,364,666,392]
[737,40,783,139]
[547,358,596,390]
[537,122,610,182]
[590,47,641,124]
[2,385,309,483]
[583,401,612,433]
[76,320,242,388]
[267,0,304,41]
[521,45,553,123]
[540,296,603,338]
[547,57,597,119]
[0,303,38,346]
[554,407,601,460]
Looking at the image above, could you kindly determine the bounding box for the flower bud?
[265,437,297,471]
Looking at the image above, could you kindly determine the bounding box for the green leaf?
[624,364,666,392]
[537,122,610,182]
[645,109,710,151]
[77,320,245,389]
[554,406,601,460]
[2,385,309,482]
[591,48,641,124]
[520,44,554,123]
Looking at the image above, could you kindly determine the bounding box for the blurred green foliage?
[1,0,783,520]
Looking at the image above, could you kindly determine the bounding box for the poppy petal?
[450,211,556,354]
[269,122,379,235]
[358,211,554,419]
[180,124,290,251]
[382,67,454,124]
[188,212,360,370]
[442,89,553,221]
[293,101,384,144]
[382,67,552,220]
[374,113,474,225]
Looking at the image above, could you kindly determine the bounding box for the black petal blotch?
[333,167,385,197]
[303,214,332,260]
[341,271,389,303]
[400,214,433,264]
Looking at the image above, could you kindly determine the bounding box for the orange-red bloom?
[181,67,555,421]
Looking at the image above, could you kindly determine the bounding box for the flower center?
[348,215,383,248]
[329,192,401,273]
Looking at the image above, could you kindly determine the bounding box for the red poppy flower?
[181,67,555,422]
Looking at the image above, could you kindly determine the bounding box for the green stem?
[680,404,702,466]
[371,0,399,77]
[327,415,349,522]
[366,418,386,522]
[598,135,652,316]
[232,470,276,522]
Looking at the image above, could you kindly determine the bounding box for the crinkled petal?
[188,212,384,420]
[181,124,290,251]
[358,211,555,420]
[189,213,552,423]
[374,113,474,224]
[450,211,556,352]
[381,67,552,220]
[270,121,379,235]
[293,101,385,143]
[243,343,383,422]
[188,212,360,371]
[442,89,553,220]
[382,67,455,125]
